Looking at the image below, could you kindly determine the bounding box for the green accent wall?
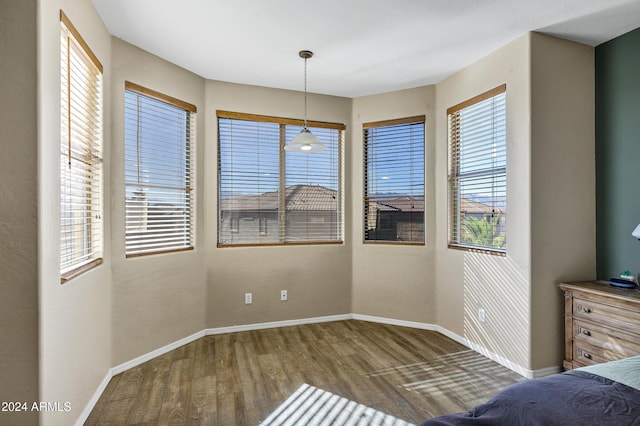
[596,27,640,279]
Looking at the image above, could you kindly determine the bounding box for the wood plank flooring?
[86,320,524,425]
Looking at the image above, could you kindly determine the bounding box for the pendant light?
[285,50,326,153]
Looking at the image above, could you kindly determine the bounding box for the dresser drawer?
[573,319,640,354]
[573,297,640,334]
[560,281,640,370]
[572,341,636,366]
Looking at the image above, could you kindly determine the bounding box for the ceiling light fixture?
[285,50,326,153]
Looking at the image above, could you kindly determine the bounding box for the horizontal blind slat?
[363,118,425,243]
[60,16,103,280]
[124,87,195,256]
[218,116,343,245]
[448,89,506,252]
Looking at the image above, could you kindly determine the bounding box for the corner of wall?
[37,2,113,424]
[434,34,533,370]
[350,87,437,324]
[529,32,596,370]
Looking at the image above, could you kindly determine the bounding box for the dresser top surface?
[560,280,640,303]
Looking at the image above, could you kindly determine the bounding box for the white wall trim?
[111,329,206,376]
[447,331,560,378]
[205,314,352,336]
[530,365,562,378]
[352,314,560,379]
[351,314,439,332]
[77,313,561,424]
[74,371,113,426]
[107,314,352,377]
[463,339,533,378]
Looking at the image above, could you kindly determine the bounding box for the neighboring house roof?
[285,185,337,211]
[221,188,500,215]
[460,198,504,214]
[371,196,425,213]
[220,191,279,211]
[220,185,337,211]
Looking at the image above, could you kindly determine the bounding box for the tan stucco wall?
[4,2,599,420]
[204,81,353,328]
[110,38,207,366]
[351,87,437,323]
[434,34,533,370]
[38,1,113,425]
[433,33,595,372]
[529,33,596,369]
[0,1,39,425]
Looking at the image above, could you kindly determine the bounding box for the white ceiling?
[91,0,640,98]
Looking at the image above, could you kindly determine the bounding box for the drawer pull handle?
[584,352,592,360]
[582,329,591,336]
[582,307,592,313]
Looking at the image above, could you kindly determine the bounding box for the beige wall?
[37,1,113,425]
[5,3,598,421]
[435,35,533,370]
[204,81,353,327]
[110,42,352,362]
[529,33,596,369]
[351,87,437,322]
[433,33,595,373]
[0,1,39,425]
[110,39,207,365]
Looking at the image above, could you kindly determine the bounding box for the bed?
[421,356,640,425]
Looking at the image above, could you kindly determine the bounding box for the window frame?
[124,81,196,258]
[363,115,426,245]
[217,110,345,247]
[60,10,104,283]
[447,84,507,256]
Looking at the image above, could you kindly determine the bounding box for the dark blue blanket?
[422,371,640,425]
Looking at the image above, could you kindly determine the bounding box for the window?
[230,216,239,234]
[363,116,425,243]
[60,11,103,282]
[124,82,196,257]
[447,85,506,254]
[217,111,344,246]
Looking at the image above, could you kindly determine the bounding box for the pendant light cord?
[303,55,308,129]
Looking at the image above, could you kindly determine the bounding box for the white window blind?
[284,124,341,242]
[124,82,196,257]
[448,85,507,254]
[217,111,344,246]
[363,116,425,243]
[60,11,103,282]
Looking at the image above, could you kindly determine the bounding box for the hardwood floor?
[86,320,524,425]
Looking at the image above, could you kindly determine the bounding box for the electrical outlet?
[245,293,252,305]
[478,308,486,323]
[280,290,288,301]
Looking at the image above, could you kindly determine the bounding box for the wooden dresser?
[559,281,640,370]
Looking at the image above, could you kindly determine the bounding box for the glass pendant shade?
[285,128,326,152]
[285,50,326,153]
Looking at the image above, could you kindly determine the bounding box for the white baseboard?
[205,314,352,335]
[448,331,560,378]
[77,313,560,424]
[74,371,113,426]
[531,365,562,378]
[352,314,560,379]
[463,339,534,378]
[76,314,351,423]
[111,329,207,376]
[351,314,439,332]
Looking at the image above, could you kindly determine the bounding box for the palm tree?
[461,214,505,249]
